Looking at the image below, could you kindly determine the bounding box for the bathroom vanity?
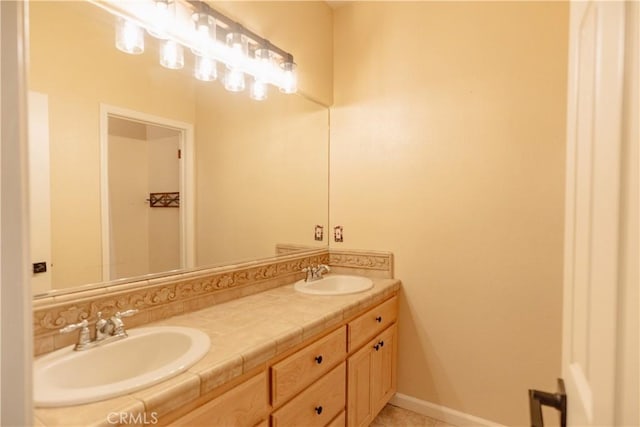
[33,250,399,427]
[172,293,397,427]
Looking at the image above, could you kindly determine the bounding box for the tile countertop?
[34,277,401,427]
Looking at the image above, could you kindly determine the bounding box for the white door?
[561,1,626,425]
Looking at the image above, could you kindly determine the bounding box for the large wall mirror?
[28,0,329,297]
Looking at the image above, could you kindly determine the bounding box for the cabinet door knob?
[375,316,383,323]
[373,343,380,351]
[315,406,323,415]
[315,355,323,364]
[379,340,385,347]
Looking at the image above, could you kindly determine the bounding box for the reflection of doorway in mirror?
[100,105,195,281]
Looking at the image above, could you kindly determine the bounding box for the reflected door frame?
[99,104,195,281]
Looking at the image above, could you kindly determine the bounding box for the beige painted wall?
[211,1,333,106]
[331,2,568,425]
[195,82,328,266]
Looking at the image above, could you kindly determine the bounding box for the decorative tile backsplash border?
[32,248,393,355]
[329,249,394,278]
[33,250,329,354]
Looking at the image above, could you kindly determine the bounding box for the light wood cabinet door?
[171,372,268,427]
[347,342,374,427]
[371,324,397,415]
[271,363,346,427]
[347,324,397,427]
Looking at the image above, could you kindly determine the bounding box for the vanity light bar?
[90,0,297,99]
[186,0,290,60]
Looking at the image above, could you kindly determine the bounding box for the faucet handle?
[60,319,92,350]
[115,309,138,318]
[302,265,316,281]
[110,309,138,337]
[59,319,89,334]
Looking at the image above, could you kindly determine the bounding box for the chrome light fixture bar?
[92,0,297,99]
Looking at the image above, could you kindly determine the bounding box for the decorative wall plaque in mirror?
[28,0,329,296]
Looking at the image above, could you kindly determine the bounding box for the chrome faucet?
[59,320,92,351]
[302,264,331,282]
[60,309,139,351]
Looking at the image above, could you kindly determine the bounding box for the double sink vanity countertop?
[34,277,401,427]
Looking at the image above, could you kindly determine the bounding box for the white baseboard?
[389,393,506,427]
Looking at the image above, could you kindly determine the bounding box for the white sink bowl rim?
[294,274,373,295]
[34,326,210,407]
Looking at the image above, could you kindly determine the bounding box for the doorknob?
[528,378,566,427]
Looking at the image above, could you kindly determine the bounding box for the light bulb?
[250,78,268,101]
[160,40,184,69]
[192,12,215,55]
[147,0,172,39]
[279,60,297,94]
[225,31,248,68]
[115,18,144,55]
[224,68,245,92]
[194,55,217,82]
[255,47,274,83]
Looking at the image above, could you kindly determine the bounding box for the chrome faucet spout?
[60,309,139,351]
[302,264,331,282]
[317,264,330,276]
[95,312,111,341]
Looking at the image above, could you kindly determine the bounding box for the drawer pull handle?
[315,406,323,415]
[315,355,323,364]
[375,316,383,323]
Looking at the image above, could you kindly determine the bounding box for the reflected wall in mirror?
[28,0,329,295]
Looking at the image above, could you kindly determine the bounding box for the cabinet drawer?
[272,326,347,406]
[271,363,346,427]
[171,372,268,427]
[348,296,398,352]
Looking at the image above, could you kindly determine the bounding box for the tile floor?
[371,404,458,427]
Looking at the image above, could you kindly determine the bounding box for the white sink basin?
[294,274,373,295]
[34,326,210,407]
